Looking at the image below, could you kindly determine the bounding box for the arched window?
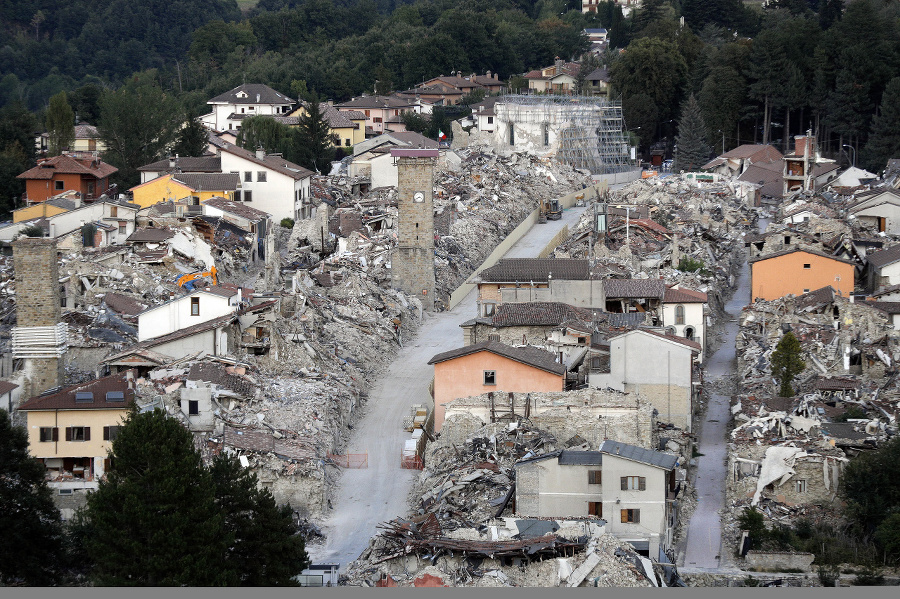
[684,326,695,342]
[675,305,685,325]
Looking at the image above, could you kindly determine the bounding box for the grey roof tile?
[428,341,566,375]
[478,259,590,283]
[600,440,677,470]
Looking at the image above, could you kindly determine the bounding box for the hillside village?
[2,5,900,586]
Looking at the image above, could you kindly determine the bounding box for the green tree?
[295,97,337,173]
[0,409,65,585]
[80,409,229,586]
[609,37,688,124]
[673,94,710,172]
[862,77,900,173]
[401,111,430,134]
[45,91,75,156]
[237,115,291,155]
[171,109,209,158]
[98,73,182,188]
[842,436,900,538]
[210,454,308,585]
[770,331,805,397]
[698,66,746,151]
[737,506,768,551]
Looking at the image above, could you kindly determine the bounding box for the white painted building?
[137,286,240,342]
[661,285,708,362]
[849,189,900,235]
[200,84,295,133]
[217,144,313,221]
[0,200,139,245]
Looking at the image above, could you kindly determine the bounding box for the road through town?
[307,201,589,570]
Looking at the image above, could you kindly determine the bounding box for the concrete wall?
[371,152,398,189]
[871,260,900,291]
[751,251,854,301]
[433,352,564,431]
[516,458,602,517]
[180,386,215,432]
[537,224,570,258]
[448,185,605,311]
[745,551,815,572]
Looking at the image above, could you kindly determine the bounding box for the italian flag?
[438,130,447,141]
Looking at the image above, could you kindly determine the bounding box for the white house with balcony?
[200,84,295,133]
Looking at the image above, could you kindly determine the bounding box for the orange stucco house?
[428,341,566,432]
[17,154,118,204]
[749,247,855,301]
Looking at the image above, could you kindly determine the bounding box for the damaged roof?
[478,259,590,283]
[864,244,900,268]
[603,278,665,299]
[203,196,271,221]
[490,302,594,328]
[187,362,256,397]
[747,246,856,265]
[18,372,134,411]
[428,341,566,375]
[600,440,677,470]
[126,227,174,243]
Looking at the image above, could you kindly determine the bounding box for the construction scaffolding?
[494,94,633,174]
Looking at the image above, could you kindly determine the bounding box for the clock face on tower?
[413,191,425,203]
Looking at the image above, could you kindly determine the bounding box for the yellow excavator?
[538,198,562,223]
[176,266,218,290]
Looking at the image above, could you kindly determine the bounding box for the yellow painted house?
[17,371,135,493]
[13,194,79,223]
[285,103,367,148]
[129,172,240,208]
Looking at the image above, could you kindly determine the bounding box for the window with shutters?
[588,502,602,517]
[67,427,90,442]
[588,470,602,484]
[621,509,640,523]
[621,476,646,491]
[103,426,121,441]
[39,427,58,442]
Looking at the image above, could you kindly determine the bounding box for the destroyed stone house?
[782,135,840,195]
[17,371,135,503]
[848,188,900,234]
[474,258,598,317]
[428,341,566,432]
[749,247,855,301]
[701,144,784,178]
[514,441,679,558]
[589,329,699,432]
[201,196,272,263]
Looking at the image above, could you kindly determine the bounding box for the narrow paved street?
[308,201,588,569]
[681,220,763,570]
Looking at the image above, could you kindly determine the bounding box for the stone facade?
[745,551,815,572]
[12,237,64,398]
[392,155,436,310]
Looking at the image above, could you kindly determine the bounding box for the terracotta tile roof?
[737,161,784,198]
[721,144,783,161]
[102,292,147,316]
[747,246,855,265]
[18,372,134,411]
[865,300,900,315]
[491,302,593,327]
[203,196,270,221]
[663,286,708,303]
[172,173,240,192]
[478,259,590,283]
[797,286,838,307]
[0,380,19,396]
[218,144,314,180]
[629,218,670,235]
[126,227,174,243]
[865,244,900,268]
[603,278,665,299]
[208,84,293,106]
[814,376,859,390]
[187,362,256,397]
[138,156,221,173]
[428,341,566,375]
[17,154,118,181]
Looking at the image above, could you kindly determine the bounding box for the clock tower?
[391,148,437,311]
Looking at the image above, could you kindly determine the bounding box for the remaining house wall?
[433,352,564,431]
[25,408,127,460]
[137,292,235,342]
[371,152,399,189]
[872,261,900,291]
[601,453,671,556]
[219,152,309,222]
[751,252,854,301]
[131,175,193,208]
[498,280,604,309]
[180,386,215,431]
[661,302,706,362]
[745,551,815,572]
[853,201,900,235]
[150,329,219,360]
[516,459,602,518]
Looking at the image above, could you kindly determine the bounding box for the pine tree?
[770,331,805,397]
[862,77,900,173]
[81,409,229,586]
[210,454,309,586]
[171,109,209,158]
[295,97,337,173]
[45,91,75,156]
[673,94,711,172]
[0,409,65,585]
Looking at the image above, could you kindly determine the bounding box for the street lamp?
[842,144,856,168]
